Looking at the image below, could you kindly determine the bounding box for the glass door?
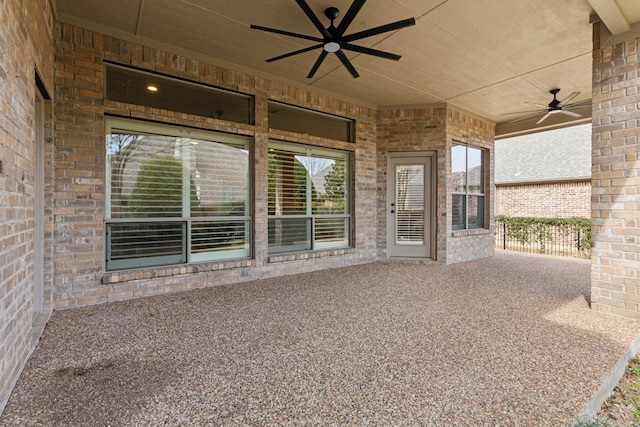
[388,154,432,258]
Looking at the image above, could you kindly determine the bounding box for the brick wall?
[376,106,495,264]
[591,23,640,318]
[0,0,55,414]
[52,22,379,308]
[496,181,591,218]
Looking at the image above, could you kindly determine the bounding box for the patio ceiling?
[53,0,640,135]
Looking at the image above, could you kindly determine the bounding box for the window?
[105,118,251,270]
[268,101,355,142]
[452,144,486,230]
[105,63,254,125]
[268,141,350,253]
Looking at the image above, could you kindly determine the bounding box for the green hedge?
[495,215,591,254]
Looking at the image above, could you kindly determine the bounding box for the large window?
[268,141,350,253]
[452,144,486,230]
[105,118,251,270]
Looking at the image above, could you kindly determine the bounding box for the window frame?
[267,140,352,254]
[451,143,487,231]
[105,117,252,270]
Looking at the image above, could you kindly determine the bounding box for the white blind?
[268,142,350,253]
[396,165,424,243]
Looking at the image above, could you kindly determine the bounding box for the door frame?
[34,92,45,311]
[386,151,437,260]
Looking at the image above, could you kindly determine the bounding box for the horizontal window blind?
[107,222,186,270]
[268,217,311,253]
[396,164,424,243]
[268,141,350,254]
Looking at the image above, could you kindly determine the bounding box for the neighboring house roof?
[495,123,592,184]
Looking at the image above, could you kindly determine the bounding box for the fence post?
[577,230,581,252]
[503,222,507,250]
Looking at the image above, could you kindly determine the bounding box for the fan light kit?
[250,0,415,79]
[503,88,591,125]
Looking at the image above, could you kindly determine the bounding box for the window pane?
[189,141,249,217]
[268,101,354,142]
[309,157,348,215]
[451,145,467,193]
[268,150,309,215]
[106,64,253,125]
[268,217,312,253]
[315,217,349,248]
[467,147,483,194]
[191,220,249,260]
[396,164,424,244]
[106,222,186,270]
[452,194,466,230]
[467,195,485,229]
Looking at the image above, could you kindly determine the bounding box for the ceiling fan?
[250,0,415,79]
[502,89,591,125]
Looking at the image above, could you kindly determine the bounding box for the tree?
[129,155,200,217]
[319,160,346,214]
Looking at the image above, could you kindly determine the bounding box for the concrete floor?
[1,252,639,426]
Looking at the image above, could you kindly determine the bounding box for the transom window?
[452,144,486,230]
[105,118,251,270]
[268,141,351,253]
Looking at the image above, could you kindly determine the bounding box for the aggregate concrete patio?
[2,252,639,426]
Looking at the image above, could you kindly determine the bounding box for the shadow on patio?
[1,252,639,426]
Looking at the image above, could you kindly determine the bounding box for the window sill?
[452,228,491,237]
[268,247,355,264]
[102,258,253,285]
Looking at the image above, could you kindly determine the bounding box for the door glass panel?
[395,164,424,245]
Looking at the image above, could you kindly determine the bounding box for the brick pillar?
[591,22,640,318]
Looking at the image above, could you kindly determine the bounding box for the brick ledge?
[452,228,491,237]
[268,247,355,263]
[102,259,254,284]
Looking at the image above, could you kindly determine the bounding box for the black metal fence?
[494,217,591,258]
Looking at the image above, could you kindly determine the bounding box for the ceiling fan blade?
[559,91,579,106]
[505,112,546,124]
[501,109,546,116]
[341,43,401,60]
[336,0,366,36]
[565,99,591,109]
[559,110,582,118]
[342,18,416,43]
[335,50,360,78]
[250,25,323,43]
[266,44,323,62]
[295,0,331,38]
[536,112,552,124]
[307,50,328,78]
[524,101,550,108]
